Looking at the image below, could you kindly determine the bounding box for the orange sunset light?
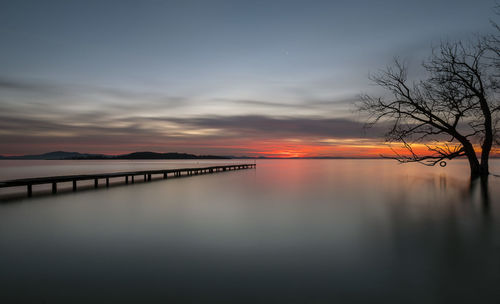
[217,140,500,159]
[204,139,441,158]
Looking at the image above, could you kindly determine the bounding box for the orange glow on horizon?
[207,139,500,158]
[4,138,499,159]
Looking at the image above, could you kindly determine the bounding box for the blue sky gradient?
[0,0,496,155]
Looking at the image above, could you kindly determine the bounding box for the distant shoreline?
[1,151,498,161]
[0,157,388,160]
[0,150,384,160]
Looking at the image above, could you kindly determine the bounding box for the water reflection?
[0,160,498,303]
[476,175,491,217]
[383,173,499,303]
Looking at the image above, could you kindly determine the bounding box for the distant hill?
[115,152,229,160]
[0,151,101,160]
[0,151,229,160]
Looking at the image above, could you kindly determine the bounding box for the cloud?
[161,115,384,138]
[0,76,63,95]
[0,76,190,111]
[0,75,361,120]
[0,112,386,154]
[215,98,309,109]
[0,76,386,155]
[213,97,359,110]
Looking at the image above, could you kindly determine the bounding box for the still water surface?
[0,159,499,303]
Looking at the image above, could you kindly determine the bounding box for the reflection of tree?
[470,175,491,218]
[383,175,496,302]
[360,38,499,177]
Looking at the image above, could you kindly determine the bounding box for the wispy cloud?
[213,97,359,110]
[161,115,383,138]
[0,76,384,155]
[0,76,65,95]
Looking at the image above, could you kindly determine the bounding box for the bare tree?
[360,39,499,177]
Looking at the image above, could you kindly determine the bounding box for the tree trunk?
[468,156,483,178]
[463,143,482,178]
[479,97,492,176]
[480,140,492,176]
[468,159,489,177]
[479,162,490,176]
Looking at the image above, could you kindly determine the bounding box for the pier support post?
[106,178,109,187]
[126,176,129,184]
[148,174,151,181]
[52,183,57,194]
[164,173,167,179]
[27,184,32,197]
[132,176,135,183]
[144,174,147,181]
[73,180,77,191]
[95,179,98,188]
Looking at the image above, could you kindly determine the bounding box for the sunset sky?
[0,0,496,157]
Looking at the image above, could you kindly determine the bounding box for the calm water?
[0,159,499,303]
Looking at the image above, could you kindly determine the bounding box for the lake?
[0,159,499,303]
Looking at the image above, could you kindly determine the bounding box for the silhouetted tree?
[360,38,499,177]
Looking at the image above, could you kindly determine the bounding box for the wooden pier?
[0,164,256,197]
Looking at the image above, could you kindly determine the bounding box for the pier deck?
[0,164,256,197]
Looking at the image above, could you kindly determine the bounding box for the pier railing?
[0,164,256,197]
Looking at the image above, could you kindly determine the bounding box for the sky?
[0,0,497,157]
